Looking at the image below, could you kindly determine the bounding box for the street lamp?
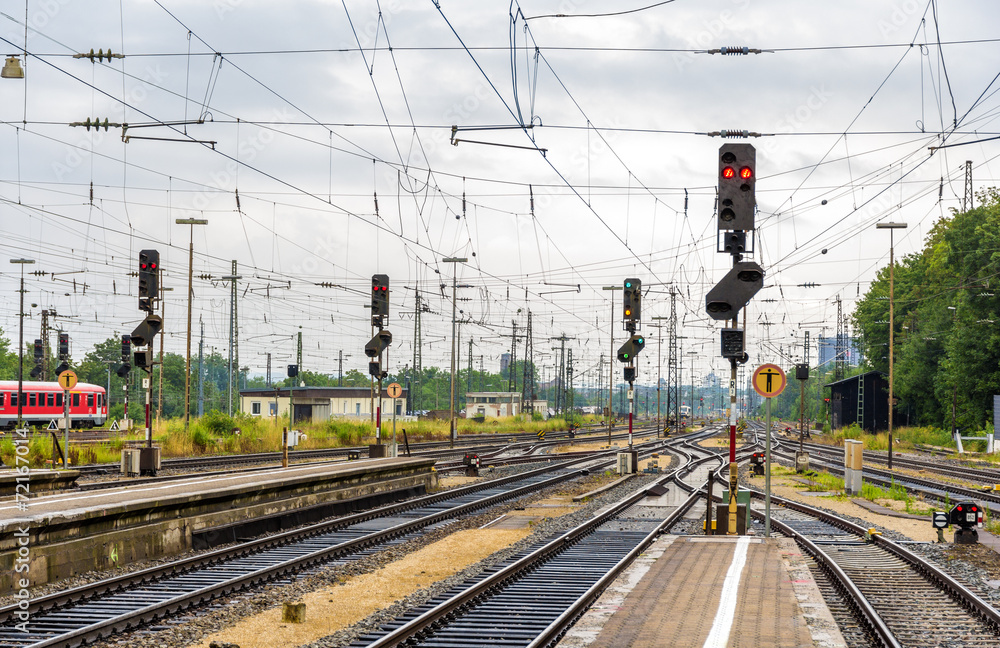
[876,221,907,470]
[10,258,34,428]
[443,257,468,447]
[176,217,208,431]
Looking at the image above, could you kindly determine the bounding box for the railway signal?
[130,315,163,347]
[30,338,43,378]
[720,328,746,360]
[365,329,392,378]
[55,332,70,375]
[372,274,389,327]
[117,335,131,378]
[138,249,159,312]
[718,143,756,231]
[287,364,298,378]
[623,278,641,330]
[705,261,764,320]
[617,334,645,362]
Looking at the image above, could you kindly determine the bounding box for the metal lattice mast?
[40,309,51,381]
[567,349,574,412]
[667,289,679,433]
[412,290,422,412]
[964,160,974,211]
[296,331,302,374]
[835,295,846,381]
[467,338,473,392]
[521,311,534,407]
[226,261,240,416]
[508,320,518,393]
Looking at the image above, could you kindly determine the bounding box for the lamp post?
[443,257,467,448]
[176,217,208,432]
[876,221,907,470]
[10,258,34,428]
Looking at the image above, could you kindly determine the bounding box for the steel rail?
[745,487,1000,631]
[0,453,603,625]
[762,512,903,648]
[362,460,696,648]
[3,436,689,647]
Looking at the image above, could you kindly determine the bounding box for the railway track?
[766,438,1000,517]
[738,426,1000,646]
[0,435,679,648]
[70,424,654,476]
[349,492,702,648]
[344,430,741,648]
[72,427,661,490]
[743,487,1000,647]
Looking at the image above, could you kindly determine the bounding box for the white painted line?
[702,535,751,648]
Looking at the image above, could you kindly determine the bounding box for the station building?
[239,386,409,423]
[465,391,522,419]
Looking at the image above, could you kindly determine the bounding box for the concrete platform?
[0,457,436,593]
[557,535,846,648]
[0,469,79,496]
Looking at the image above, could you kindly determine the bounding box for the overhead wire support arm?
[450,124,547,155]
[120,119,216,148]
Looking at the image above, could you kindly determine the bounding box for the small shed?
[826,371,889,432]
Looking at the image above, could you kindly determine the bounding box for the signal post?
[365,274,392,457]
[616,278,645,473]
[130,250,163,476]
[706,143,762,535]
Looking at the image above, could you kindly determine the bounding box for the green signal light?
[637,338,644,344]
[625,281,632,288]
[623,353,630,359]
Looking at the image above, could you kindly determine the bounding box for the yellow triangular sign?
[109,419,120,431]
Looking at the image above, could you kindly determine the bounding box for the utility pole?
[154,283,174,423]
[197,318,205,417]
[338,350,344,386]
[522,310,535,413]
[222,262,242,417]
[443,257,468,447]
[601,286,623,441]
[297,330,303,375]
[176,217,207,431]
[651,318,668,436]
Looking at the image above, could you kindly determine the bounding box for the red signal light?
[957,505,963,512]
[739,166,753,180]
[722,166,736,179]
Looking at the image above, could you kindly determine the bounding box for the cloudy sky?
[1,0,998,389]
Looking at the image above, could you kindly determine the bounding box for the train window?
[56,393,62,407]
[29,393,36,407]
[0,393,4,407]
[47,393,54,407]
[97,394,103,407]
[72,393,80,407]
[87,394,94,407]
[11,393,18,407]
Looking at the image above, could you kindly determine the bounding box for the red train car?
[0,381,107,429]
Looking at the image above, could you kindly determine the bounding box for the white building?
[240,386,409,422]
[465,392,522,419]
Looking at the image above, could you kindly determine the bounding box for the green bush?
[201,410,235,436]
